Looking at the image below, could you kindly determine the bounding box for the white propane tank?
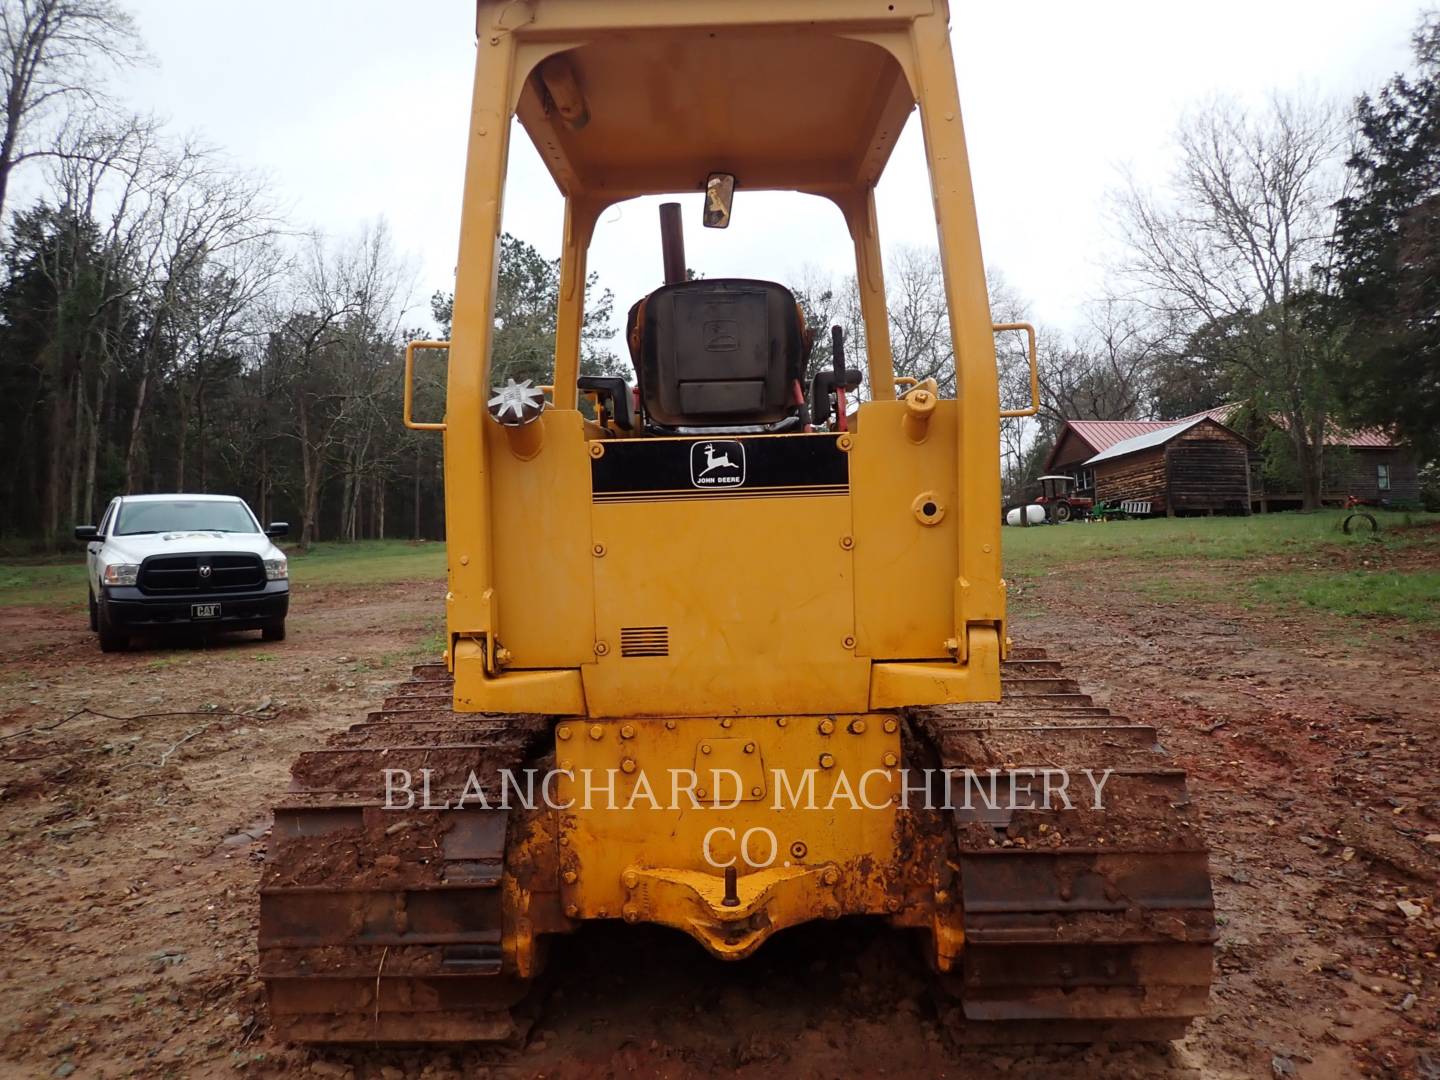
[1005,505,1046,526]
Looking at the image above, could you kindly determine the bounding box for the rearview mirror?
[74,525,98,542]
[265,522,289,538]
[703,172,734,229]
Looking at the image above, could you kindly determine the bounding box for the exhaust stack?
[659,202,686,285]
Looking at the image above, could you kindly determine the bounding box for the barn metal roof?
[1178,404,1399,449]
[1082,417,1209,466]
[1063,420,1177,454]
[1049,408,1400,473]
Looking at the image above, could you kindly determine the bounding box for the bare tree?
[17,112,151,542]
[118,136,280,489]
[879,252,1045,503]
[1114,94,1345,508]
[791,263,867,399]
[267,223,410,549]
[331,222,412,542]
[989,270,1040,502]
[1039,297,1177,424]
[48,114,155,524]
[0,0,143,227]
[169,233,285,491]
[887,244,956,395]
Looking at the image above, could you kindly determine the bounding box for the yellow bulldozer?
[260,0,1214,1045]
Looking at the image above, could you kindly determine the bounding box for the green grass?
[1003,509,1438,578]
[284,540,446,586]
[1004,510,1439,629]
[0,563,88,607]
[1249,570,1440,624]
[0,539,448,607]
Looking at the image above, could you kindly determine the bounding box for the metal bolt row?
[558,716,900,741]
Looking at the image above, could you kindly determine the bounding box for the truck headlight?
[102,563,139,586]
[264,558,288,581]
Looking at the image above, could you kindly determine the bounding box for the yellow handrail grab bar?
[994,322,1039,418]
[404,340,449,431]
[894,376,919,389]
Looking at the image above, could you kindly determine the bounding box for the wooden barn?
[1046,420,1178,500]
[1045,416,1253,516]
[1048,408,1416,521]
[1185,405,1421,510]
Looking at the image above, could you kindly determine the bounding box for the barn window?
[1377,464,1391,491]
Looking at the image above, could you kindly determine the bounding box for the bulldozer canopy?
[511,20,917,200]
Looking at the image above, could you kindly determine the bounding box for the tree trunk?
[123,368,151,492]
[198,385,208,492]
[68,375,85,530]
[0,140,13,235]
[339,466,354,542]
[1292,427,1323,510]
[44,373,77,549]
[176,380,190,492]
[298,400,318,551]
[84,369,107,524]
[413,445,422,539]
[306,474,321,547]
[259,440,269,524]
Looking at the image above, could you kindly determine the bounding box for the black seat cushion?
[628,279,809,428]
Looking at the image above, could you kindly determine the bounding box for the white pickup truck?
[74,494,290,652]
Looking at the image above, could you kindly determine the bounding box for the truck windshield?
[115,500,259,535]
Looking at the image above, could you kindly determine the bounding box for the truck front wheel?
[97,597,129,653]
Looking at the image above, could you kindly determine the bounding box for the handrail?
[404,340,449,431]
[994,322,1039,418]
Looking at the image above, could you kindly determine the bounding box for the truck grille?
[138,553,265,594]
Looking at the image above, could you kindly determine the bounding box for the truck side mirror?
[74,525,98,542]
[265,522,289,538]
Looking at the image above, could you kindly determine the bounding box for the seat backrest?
[629,279,807,428]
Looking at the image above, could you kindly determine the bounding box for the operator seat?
[627,279,811,431]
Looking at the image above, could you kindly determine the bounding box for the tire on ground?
[97,597,128,653]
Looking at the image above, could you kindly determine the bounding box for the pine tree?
[1332,14,1440,457]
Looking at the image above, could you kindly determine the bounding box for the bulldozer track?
[260,651,1213,1045]
[913,645,1215,1044]
[259,663,547,1043]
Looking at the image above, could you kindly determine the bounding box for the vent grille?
[620,626,669,657]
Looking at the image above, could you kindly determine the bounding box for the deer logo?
[699,443,738,476]
[691,440,746,488]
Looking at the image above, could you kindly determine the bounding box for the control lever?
[810,326,863,430]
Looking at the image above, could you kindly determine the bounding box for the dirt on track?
[1,569,1437,1079]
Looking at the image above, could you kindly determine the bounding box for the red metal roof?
[1048,408,1399,473]
[1083,417,1215,465]
[1343,429,1399,449]
[1177,403,1399,449]
[1043,419,1179,471]
[1060,420,1176,454]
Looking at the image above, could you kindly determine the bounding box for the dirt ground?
[1,566,1437,1079]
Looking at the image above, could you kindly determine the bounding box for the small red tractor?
[1033,474,1093,523]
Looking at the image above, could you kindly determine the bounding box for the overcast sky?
[98,1,1426,338]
